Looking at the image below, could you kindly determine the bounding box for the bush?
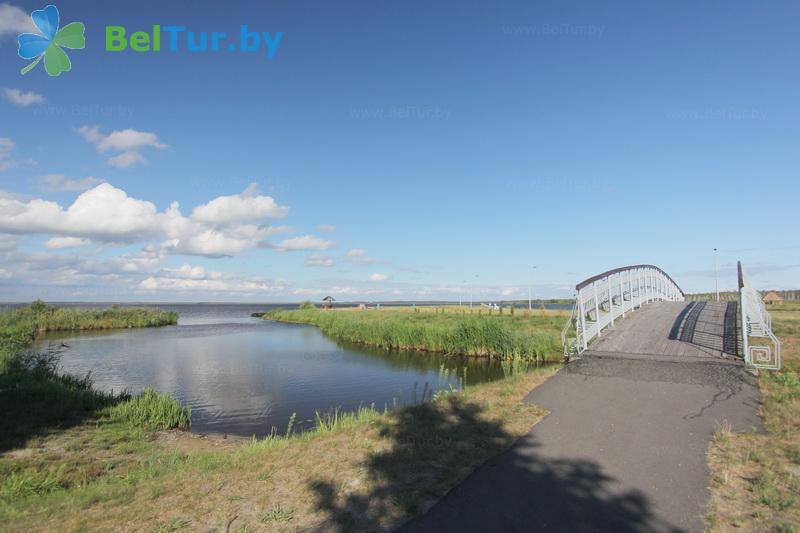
[298,301,316,310]
[109,387,191,430]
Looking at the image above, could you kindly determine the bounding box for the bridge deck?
[587,301,740,361]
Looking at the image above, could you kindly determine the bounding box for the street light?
[713,248,719,301]
[470,275,477,309]
[529,265,537,311]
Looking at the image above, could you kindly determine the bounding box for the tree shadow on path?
[309,390,682,532]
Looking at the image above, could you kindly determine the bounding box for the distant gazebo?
[322,296,335,309]
[763,291,783,305]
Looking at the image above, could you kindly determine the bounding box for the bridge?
[408,262,777,533]
[561,261,781,369]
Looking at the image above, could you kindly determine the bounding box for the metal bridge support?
[562,264,685,358]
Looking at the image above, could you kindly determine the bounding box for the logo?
[17,5,85,77]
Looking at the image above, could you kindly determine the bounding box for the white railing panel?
[565,264,685,356]
[738,261,781,370]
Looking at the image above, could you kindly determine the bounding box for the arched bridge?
[562,262,781,369]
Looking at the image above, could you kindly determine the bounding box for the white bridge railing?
[562,265,685,357]
[739,261,781,369]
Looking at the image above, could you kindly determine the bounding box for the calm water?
[32,304,508,436]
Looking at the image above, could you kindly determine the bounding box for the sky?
[0,0,798,302]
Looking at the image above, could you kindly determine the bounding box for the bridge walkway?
[586,301,741,362]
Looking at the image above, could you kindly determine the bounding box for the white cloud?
[2,88,45,107]
[0,137,17,171]
[0,3,37,36]
[317,224,336,233]
[274,235,336,251]
[501,287,516,297]
[0,183,295,258]
[369,273,388,281]
[77,125,167,168]
[0,184,158,241]
[44,236,91,249]
[305,255,335,267]
[191,183,289,224]
[0,183,162,241]
[344,248,380,266]
[36,174,104,192]
[139,265,288,293]
[107,151,145,168]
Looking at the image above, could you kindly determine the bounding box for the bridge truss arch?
[562,265,685,357]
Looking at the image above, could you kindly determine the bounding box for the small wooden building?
[763,291,783,305]
[322,296,335,309]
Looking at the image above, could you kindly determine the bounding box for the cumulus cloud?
[191,183,289,223]
[77,125,167,167]
[274,235,336,251]
[0,3,37,36]
[36,174,104,192]
[44,236,91,249]
[369,273,388,281]
[0,183,161,241]
[2,88,45,107]
[0,183,290,257]
[317,224,336,233]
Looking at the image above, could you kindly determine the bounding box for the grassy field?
[0,361,557,531]
[707,301,800,531]
[265,305,567,362]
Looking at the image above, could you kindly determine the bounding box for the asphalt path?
[400,354,762,532]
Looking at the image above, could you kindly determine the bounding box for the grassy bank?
[0,363,557,531]
[0,302,185,452]
[707,302,800,531]
[1,302,559,530]
[265,306,566,361]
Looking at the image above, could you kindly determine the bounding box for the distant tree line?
[686,290,800,302]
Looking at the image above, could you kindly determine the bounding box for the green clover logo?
[17,5,85,77]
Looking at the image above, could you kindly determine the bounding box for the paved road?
[400,354,762,533]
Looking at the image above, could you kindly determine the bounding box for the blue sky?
[0,0,798,302]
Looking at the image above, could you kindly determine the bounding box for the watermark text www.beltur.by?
[501,23,606,38]
[348,105,451,121]
[32,103,135,118]
[665,107,768,121]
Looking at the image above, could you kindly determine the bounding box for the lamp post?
[470,275,477,309]
[529,265,537,311]
[713,248,719,302]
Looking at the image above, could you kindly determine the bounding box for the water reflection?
[35,311,507,437]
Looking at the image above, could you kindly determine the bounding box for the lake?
[33,304,510,437]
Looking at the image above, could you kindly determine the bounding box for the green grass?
[0,301,185,452]
[264,307,564,361]
[109,388,191,431]
[707,301,800,531]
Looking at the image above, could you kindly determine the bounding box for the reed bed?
[0,302,187,452]
[265,308,563,361]
[109,387,191,430]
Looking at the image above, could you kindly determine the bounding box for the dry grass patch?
[1,365,558,532]
[707,302,800,532]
